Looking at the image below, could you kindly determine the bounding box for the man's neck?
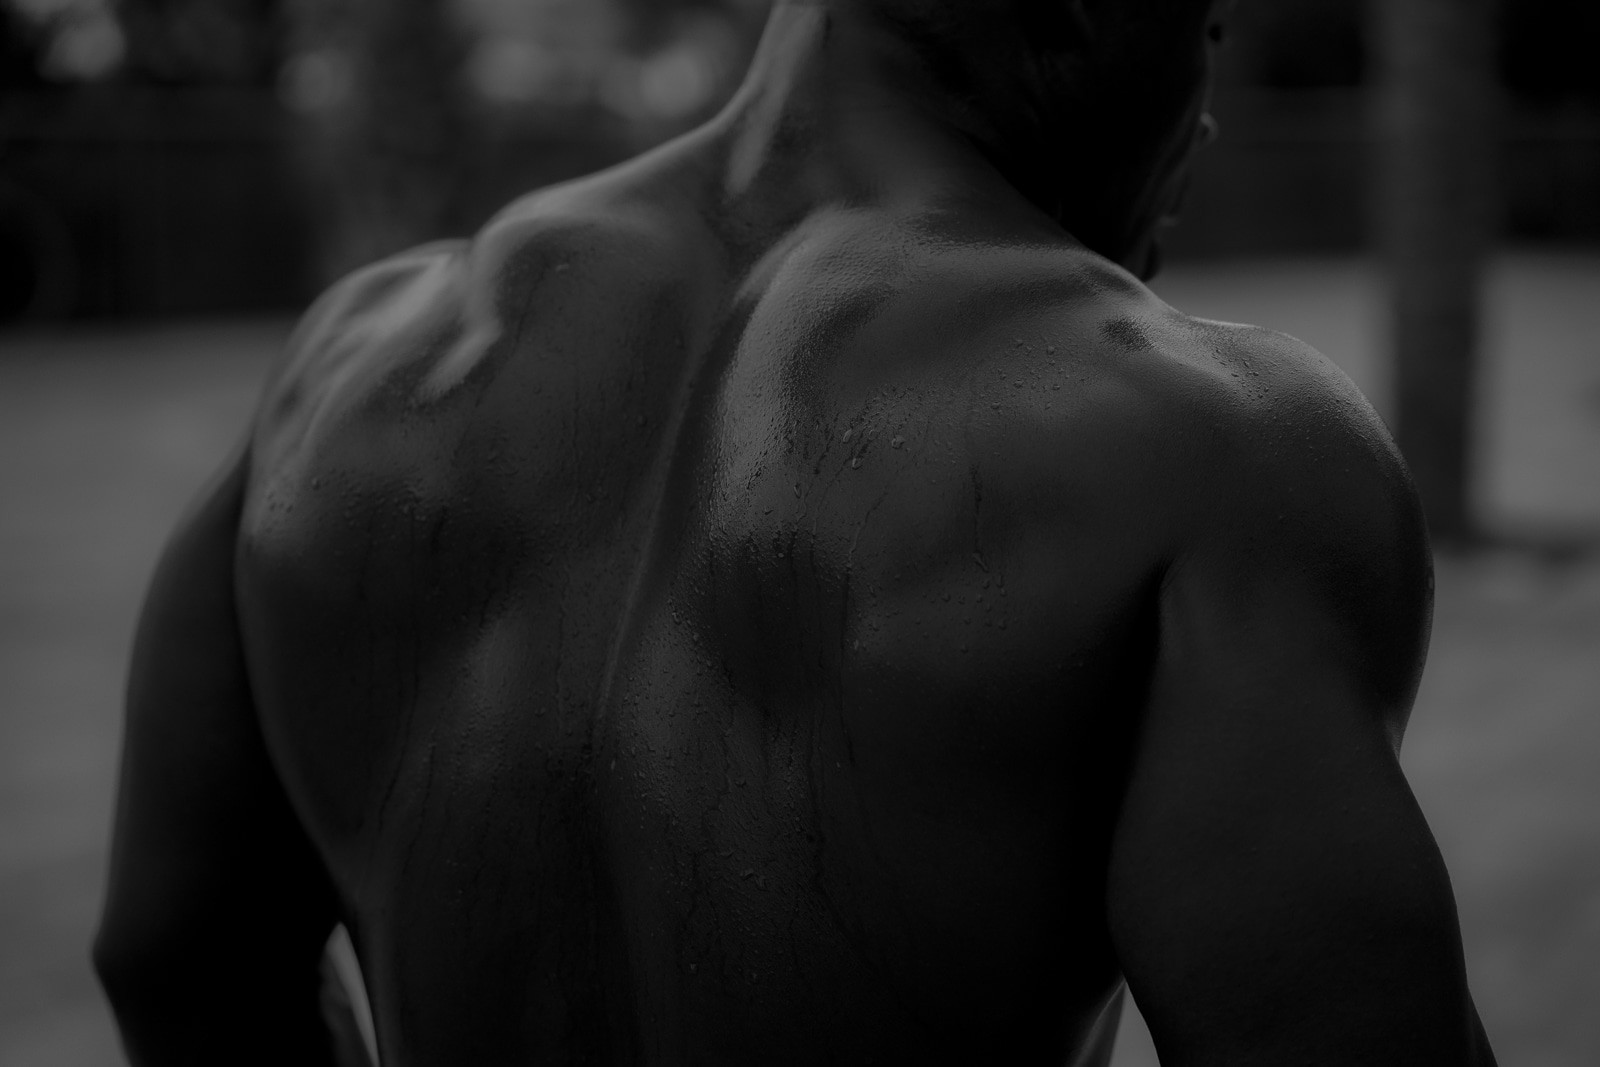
[703,3,1050,231]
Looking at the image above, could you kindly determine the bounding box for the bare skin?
[96,1,1498,1064]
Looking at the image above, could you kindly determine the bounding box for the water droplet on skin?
[842,429,854,443]
[850,457,861,469]
[891,436,905,449]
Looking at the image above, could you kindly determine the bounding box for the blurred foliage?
[293,0,477,272]
[1501,1,1600,105]
[4,0,1599,322]
[1218,0,1365,89]
[1218,0,1600,103]
[278,0,766,277]
[0,0,1596,102]
[118,0,280,85]
[1,6,46,86]
[2,0,125,82]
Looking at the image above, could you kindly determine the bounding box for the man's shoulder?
[904,251,1422,564]
[1132,311,1421,555]
[292,180,683,353]
[1072,304,1429,609]
[257,180,697,444]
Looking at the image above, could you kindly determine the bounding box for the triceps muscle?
[95,452,342,1065]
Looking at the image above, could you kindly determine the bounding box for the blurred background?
[1,0,1596,1063]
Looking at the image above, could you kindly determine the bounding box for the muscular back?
[235,156,1233,1062]
[95,3,1496,1061]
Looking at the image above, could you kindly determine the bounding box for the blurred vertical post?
[331,0,475,275]
[1370,0,1499,547]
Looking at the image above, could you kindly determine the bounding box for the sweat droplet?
[850,457,861,469]
[891,436,905,449]
[841,429,854,443]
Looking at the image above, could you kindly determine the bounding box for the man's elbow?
[93,920,145,1007]
[92,917,187,1041]
[92,911,236,1053]
[94,917,342,1065]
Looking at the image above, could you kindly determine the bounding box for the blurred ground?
[0,255,1596,1066]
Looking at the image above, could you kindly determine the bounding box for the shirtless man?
[95,0,1499,1063]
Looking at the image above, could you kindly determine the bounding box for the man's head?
[829,0,1231,277]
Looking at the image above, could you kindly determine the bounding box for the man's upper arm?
[1105,331,1495,1065]
[95,452,342,1065]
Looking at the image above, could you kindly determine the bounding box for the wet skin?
[97,3,1497,1065]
